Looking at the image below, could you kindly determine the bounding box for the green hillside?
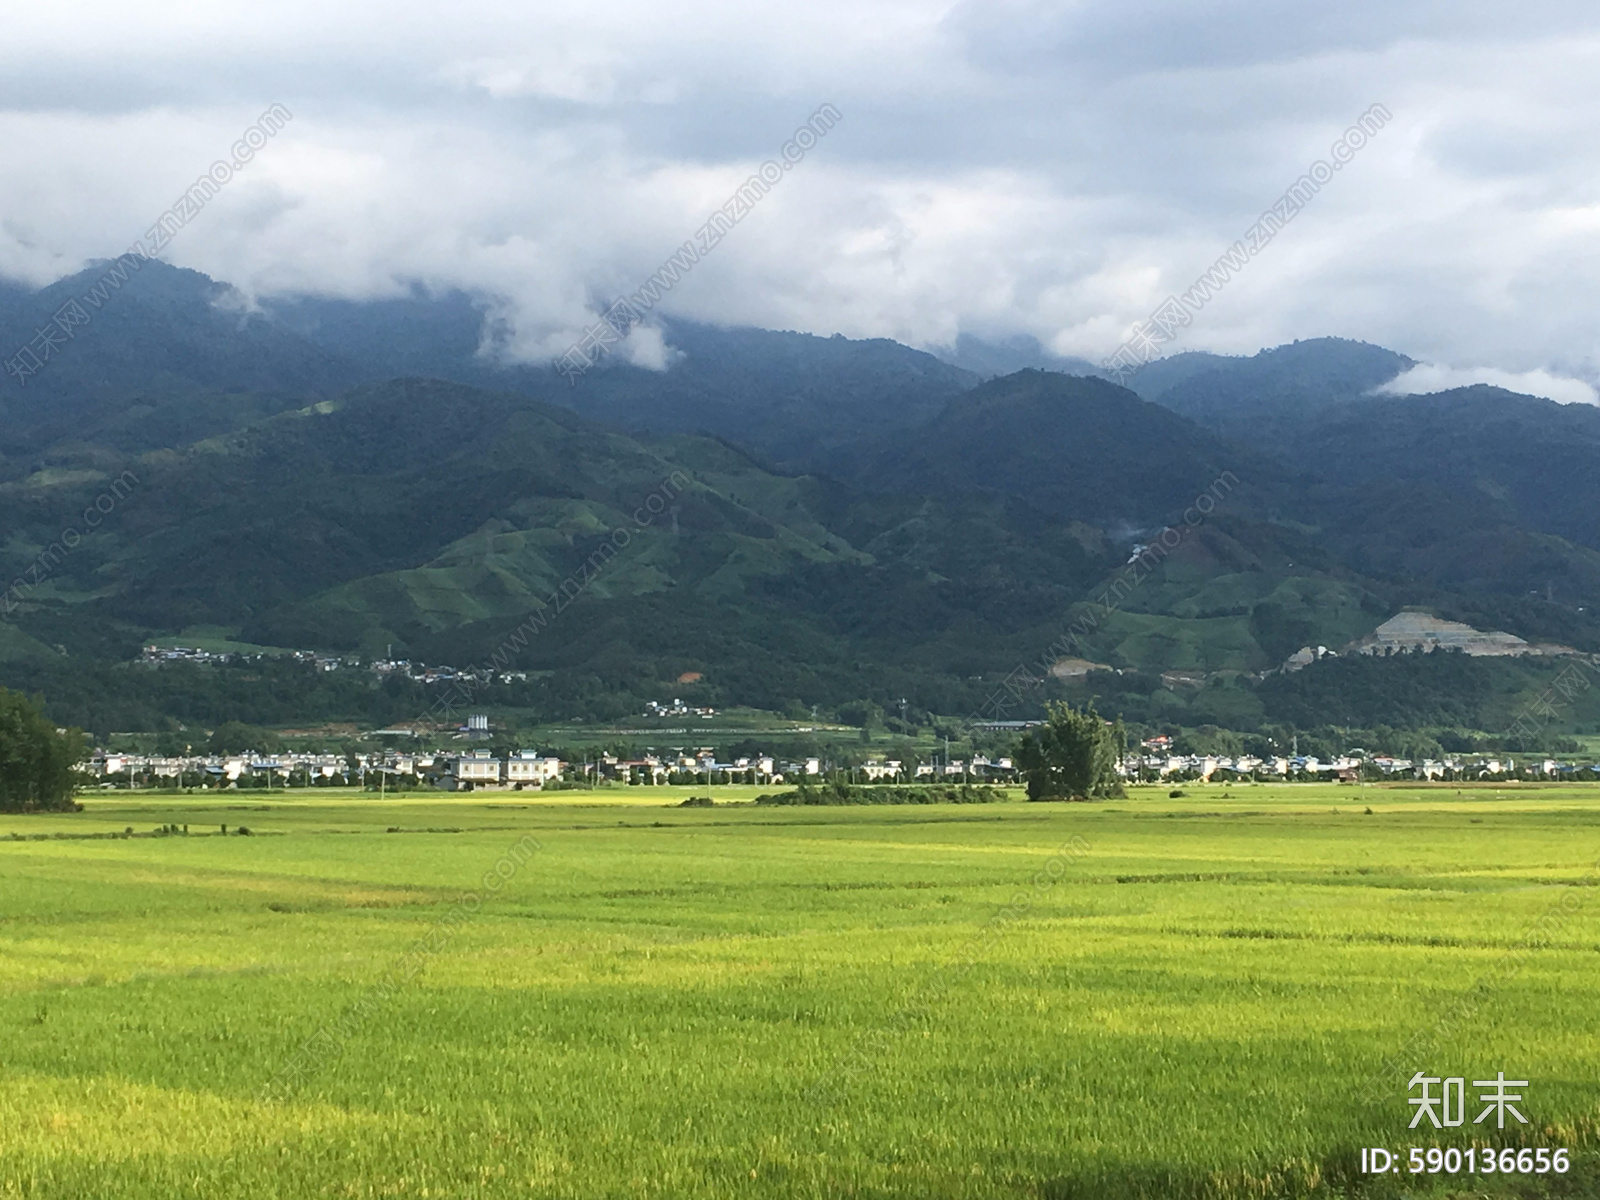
[6,363,1600,750]
[4,264,1600,746]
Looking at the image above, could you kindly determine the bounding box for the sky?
[2,0,1598,399]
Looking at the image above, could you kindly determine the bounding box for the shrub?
[755,781,1001,806]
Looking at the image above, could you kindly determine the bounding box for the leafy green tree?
[837,699,884,730]
[0,688,85,812]
[209,721,280,755]
[1017,700,1122,801]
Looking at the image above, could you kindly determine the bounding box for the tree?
[0,688,85,812]
[209,721,280,755]
[837,699,883,730]
[1017,700,1122,801]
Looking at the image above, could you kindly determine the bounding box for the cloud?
[0,1,1596,383]
[1378,363,1599,405]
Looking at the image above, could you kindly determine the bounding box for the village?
[84,738,1594,790]
[140,645,532,686]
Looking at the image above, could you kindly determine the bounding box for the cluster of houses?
[87,747,814,791]
[90,749,562,791]
[84,747,1024,790]
[642,698,717,719]
[140,646,529,687]
[601,752,1017,784]
[1126,734,1589,780]
[369,657,528,686]
[85,739,1595,790]
[142,645,349,672]
[1129,751,1590,781]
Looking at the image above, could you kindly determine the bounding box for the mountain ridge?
[4,262,1600,739]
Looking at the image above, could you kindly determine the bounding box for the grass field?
[2,783,1598,1198]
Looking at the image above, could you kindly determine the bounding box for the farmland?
[2,783,1598,1198]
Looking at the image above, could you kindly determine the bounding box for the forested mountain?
[2,261,1597,740]
[854,370,1263,523]
[928,332,1104,380]
[0,262,363,461]
[0,374,1122,725]
[1130,337,1413,438]
[0,262,972,474]
[1299,385,1600,553]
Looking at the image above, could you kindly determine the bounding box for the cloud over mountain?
[2,1,1597,385]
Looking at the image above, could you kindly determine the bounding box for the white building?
[861,759,903,781]
[446,751,502,789]
[505,752,563,786]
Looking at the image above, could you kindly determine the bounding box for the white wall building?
[505,752,563,785]
[447,751,503,789]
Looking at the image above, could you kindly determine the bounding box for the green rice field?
[2,782,1598,1198]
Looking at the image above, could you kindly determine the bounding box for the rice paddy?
[2,782,1597,1197]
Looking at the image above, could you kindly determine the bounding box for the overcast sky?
[3,1,1598,398]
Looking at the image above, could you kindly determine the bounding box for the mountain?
[534,321,978,470]
[1117,343,1600,630]
[1298,385,1600,554]
[929,332,1104,380]
[0,261,978,477]
[5,260,1600,743]
[1132,337,1412,438]
[269,288,981,466]
[0,375,1126,722]
[1118,351,1234,401]
[262,286,495,380]
[857,370,1265,524]
[0,261,363,465]
[5,377,856,644]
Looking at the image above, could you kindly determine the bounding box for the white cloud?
[0,1,1596,381]
[1378,363,1599,405]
